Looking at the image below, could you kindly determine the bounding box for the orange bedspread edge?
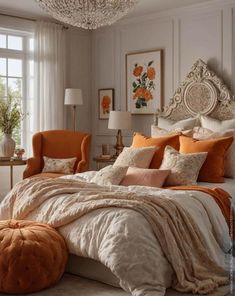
[167,185,234,240]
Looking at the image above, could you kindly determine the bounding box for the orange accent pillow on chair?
[179,135,233,183]
[131,133,180,168]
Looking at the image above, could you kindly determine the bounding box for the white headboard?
[154,59,235,124]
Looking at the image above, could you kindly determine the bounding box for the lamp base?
[114,129,124,156]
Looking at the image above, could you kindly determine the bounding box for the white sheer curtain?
[34,21,66,132]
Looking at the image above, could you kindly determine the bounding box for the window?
[0,29,34,153]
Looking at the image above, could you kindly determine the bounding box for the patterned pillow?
[42,156,77,174]
[160,146,207,186]
[91,165,128,186]
[114,146,157,168]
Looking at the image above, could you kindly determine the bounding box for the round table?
[0,159,27,189]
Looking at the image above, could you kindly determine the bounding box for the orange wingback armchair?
[23,130,91,179]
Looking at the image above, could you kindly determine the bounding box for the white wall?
[65,27,92,133]
[91,0,235,165]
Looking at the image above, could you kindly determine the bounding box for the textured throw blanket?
[0,177,230,296]
[168,185,234,239]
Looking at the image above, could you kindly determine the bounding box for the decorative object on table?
[99,89,114,120]
[0,96,26,157]
[126,49,163,114]
[14,148,25,160]
[35,0,138,30]
[64,88,83,131]
[101,144,111,157]
[0,220,68,294]
[108,111,131,156]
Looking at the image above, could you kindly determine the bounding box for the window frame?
[0,28,34,149]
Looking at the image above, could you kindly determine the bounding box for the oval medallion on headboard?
[184,81,217,116]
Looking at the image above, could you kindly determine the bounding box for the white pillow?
[160,146,207,186]
[114,146,157,168]
[91,165,128,186]
[151,125,193,138]
[42,156,77,174]
[200,115,235,132]
[193,127,235,178]
[158,117,200,131]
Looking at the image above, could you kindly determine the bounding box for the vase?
[0,134,16,158]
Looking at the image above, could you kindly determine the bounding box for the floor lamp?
[64,88,83,131]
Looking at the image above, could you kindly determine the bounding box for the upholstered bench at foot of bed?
[0,220,68,294]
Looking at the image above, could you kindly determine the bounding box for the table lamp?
[108,111,131,156]
[64,88,83,131]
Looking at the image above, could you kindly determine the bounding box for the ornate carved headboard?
[154,59,235,124]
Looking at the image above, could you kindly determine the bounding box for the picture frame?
[98,88,114,120]
[126,49,163,115]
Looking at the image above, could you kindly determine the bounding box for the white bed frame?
[154,59,235,124]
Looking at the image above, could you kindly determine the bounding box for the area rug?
[0,273,232,296]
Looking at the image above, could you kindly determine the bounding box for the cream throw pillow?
[42,156,77,174]
[151,125,193,137]
[91,165,128,186]
[114,146,157,168]
[200,115,235,132]
[160,146,207,186]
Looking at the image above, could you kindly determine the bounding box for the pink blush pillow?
[121,167,170,188]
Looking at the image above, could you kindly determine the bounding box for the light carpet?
[0,274,232,296]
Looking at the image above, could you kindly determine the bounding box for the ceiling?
[0,0,212,21]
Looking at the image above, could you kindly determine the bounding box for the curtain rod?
[0,12,69,29]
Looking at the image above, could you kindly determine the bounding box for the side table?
[93,156,116,170]
[0,159,27,189]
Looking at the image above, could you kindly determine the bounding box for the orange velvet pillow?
[131,133,180,168]
[179,135,233,183]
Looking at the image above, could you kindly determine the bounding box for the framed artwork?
[126,49,163,115]
[98,88,114,120]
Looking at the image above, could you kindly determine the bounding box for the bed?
[0,59,234,296]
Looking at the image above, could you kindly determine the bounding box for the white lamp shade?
[108,111,131,130]
[64,88,83,105]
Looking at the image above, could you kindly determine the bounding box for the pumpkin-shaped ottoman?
[0,220,68,294]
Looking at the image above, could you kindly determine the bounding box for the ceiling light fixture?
[36,0,138,30]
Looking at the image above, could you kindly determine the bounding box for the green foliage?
[0,95,25,136]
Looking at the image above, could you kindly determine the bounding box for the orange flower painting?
[101,95,111,114]
[127,50,162,114]
[99,89,114,120]
[132,60,156,109]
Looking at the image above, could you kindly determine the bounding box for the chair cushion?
[0,220,68,294]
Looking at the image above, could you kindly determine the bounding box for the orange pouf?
[0,220,68,294]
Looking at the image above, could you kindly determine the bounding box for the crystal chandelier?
[36,0,138,30]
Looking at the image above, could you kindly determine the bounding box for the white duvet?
[0,172,232,296]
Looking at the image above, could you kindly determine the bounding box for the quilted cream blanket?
[0,176,231,296]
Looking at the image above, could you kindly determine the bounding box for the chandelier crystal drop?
[36,0,138,30]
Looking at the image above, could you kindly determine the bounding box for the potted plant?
[0,96,25,158]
